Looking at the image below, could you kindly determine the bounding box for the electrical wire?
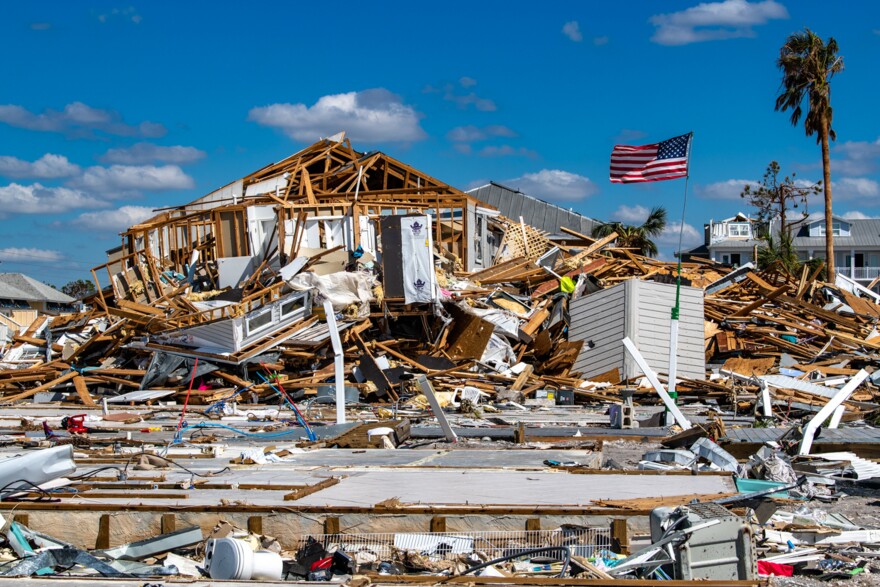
[178,421,311,440]
[121,452,230,479]
[0,479,57,502]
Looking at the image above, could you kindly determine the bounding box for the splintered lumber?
[730,285,789,317]
[72,375,97,407]
[1,370,78,403]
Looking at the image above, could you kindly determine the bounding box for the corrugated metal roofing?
[467,182,597,238]
[813,452,880,479]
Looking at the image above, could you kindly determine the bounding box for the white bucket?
[205,537,283,581]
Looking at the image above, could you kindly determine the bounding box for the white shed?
[569,279,705,382]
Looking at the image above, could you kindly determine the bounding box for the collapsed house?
[1,135,880,584]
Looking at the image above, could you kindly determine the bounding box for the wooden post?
[525,518,541,532]
[611,519,629,555]
[430,516,446,533]
[324,517,341,536]
[247,516,263,536]
[161,514,176,535]
[96,514,111,549]
[515,422,526,444]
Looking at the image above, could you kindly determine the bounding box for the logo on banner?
[410,221,423,236]
[413,278,426,291]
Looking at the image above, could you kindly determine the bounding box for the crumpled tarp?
[0,546,178,578]
[288,271,376,318]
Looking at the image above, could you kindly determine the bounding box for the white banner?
[400,215,436,304]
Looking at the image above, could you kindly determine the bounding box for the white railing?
[836,267,880,281]
[290,528,612,562]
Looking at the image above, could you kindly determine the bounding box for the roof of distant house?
[466,182,598,238]
[0,273,76,304]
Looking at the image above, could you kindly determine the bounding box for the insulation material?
[289,271,376,318]
[400,215,437,305]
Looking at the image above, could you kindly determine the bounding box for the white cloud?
[656,221,703,259]
[841,211,880,220]
[0,183,106,216]
[611,204,651,223]
[447,125,516,143]
[0,154,80,179]
[698,178,759,200]
[248,89,426,143]
[650,0,788,46]
[479,145,538,158]
[100,143,206,165]
[833,137,880,175]
[0,247,64,263]
[562,21,583,42]
[505,170,598,200]
[459,76,477,88]
[73,205,156,232]
[0,102,165,139]
[834,177,880,199]
[69,165,194,196]
[593,36,610,46]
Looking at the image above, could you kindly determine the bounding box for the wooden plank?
[730,285,788,317]
[72,375,97,407]
[1,370,78,403]
[511,364,534,392]
[283,477,340,501]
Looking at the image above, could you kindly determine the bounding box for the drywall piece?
[323,300,346,425]
[622,337,691,430]
[799,369,869,455]
[0,445,76,496]
[570,279,705,382]
[216,256,256,289]
[279,256,309,282]
[416,375,457,443]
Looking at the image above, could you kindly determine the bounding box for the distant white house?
[690,213,880,288]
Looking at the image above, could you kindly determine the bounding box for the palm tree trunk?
[821,115,835,281]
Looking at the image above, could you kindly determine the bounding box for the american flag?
[610,133,692,183]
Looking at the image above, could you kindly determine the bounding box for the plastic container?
[205,537,283,581]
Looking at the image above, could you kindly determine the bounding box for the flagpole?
[666,132,693,425]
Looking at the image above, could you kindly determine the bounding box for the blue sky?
[2,1,879,286]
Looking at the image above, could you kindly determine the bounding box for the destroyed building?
[0,134,878,584]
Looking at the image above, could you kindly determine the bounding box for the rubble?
[0,135,879,585]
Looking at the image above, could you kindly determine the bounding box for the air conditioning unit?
[650,502,756,581]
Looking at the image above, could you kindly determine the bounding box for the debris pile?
[1,135,880,585]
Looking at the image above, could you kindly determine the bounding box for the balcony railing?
[836,267,880,281]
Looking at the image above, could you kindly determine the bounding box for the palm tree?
[775,28,843,280]
[592,206,667,257]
